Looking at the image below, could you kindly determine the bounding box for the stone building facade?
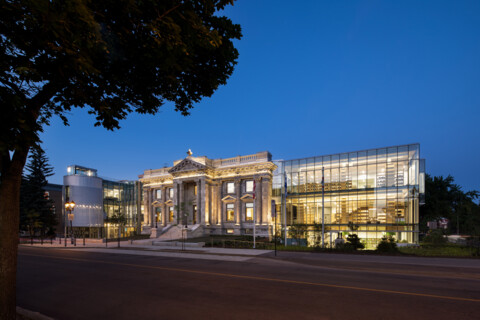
[139,151,277,238]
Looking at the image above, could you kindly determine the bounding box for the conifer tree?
[19,144,55,237]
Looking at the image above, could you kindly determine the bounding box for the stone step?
[152,241,205,248]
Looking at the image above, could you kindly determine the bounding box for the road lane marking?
[20,252,480,303]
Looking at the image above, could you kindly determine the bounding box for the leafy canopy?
[0,0,242,159]
[420,174,480,235]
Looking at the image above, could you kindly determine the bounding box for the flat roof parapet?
[213,151,272,168]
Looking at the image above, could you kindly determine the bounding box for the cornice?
[141,161,277,183]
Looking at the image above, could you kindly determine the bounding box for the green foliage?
[334,243,355,252]
[19,144,56,236]
[347,221,359,231]
[422,229,447,246]
[288,224,307,242]
[1,2,241,317]
[345,234,365,250]
[105,213,127,225]
[399,244,480,257]
[376,236,398,253]
[0,0,242,157]
[420,174,480,235]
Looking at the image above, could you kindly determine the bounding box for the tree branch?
[158,3,182,21]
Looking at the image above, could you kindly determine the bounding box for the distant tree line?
[420,174,480,236]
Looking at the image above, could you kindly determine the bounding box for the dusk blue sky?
[41,0,480,192]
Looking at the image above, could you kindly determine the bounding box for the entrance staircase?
[152,224,205,241]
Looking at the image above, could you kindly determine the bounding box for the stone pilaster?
[235,179,241,225]
[255,177,261,224]
[200,179,206,225]
[217,182,223,225]
[149,189,154,227]
[212,182,218,225]
[162,187,167,226]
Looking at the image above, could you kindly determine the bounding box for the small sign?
[271,200,276,218]
[68,214,75,221]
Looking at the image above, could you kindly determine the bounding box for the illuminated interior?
[273,144,424,248]
[103,180,140,239]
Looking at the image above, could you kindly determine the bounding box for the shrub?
[423,229,447,246]
[346,234,365,250]
[335,242,355,252]
[376,236,398,253]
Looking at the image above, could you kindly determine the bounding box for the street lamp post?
[65,200,76,247]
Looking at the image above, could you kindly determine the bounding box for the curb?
[17,307,55,320]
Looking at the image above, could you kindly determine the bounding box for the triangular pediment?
[165,199,173,205]
[240,194,254,201]
[221,195,236,202]
[152,200,163,206]
[168,158,206,174]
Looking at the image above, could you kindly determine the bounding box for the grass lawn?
[177,236,480,258]
[398,244,480,257]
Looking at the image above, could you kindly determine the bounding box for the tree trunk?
[0,154,28,319]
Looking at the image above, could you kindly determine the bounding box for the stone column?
[235,179,241,226]
[173,181,178,223]
[201,179,207,225]
[196,179,201,225]
[143,188,150,226]
[178,180,184,224]
[162,187,167,227]
[205,181,210,225]
[262,176,271,225]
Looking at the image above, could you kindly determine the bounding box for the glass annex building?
[103,179,142,239]
[64,165,142,239]
[272,144,425,248]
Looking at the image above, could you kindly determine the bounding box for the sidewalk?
[20,238,272,262]
[20,238,480,269]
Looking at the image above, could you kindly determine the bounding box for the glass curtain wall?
[274,144,423,249]
[103,180,141,239]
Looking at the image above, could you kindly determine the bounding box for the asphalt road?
[17,247,480,320]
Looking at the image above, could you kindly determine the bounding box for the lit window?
[169,207,174,222]
[226,203,235,221]
[227,182,235,194]
[245,203,253,221]
[246,180,254,192]
[226,229,234,234]
[194,185,197,196]
[169,188,174,198]
[156,189,162,199]
[155,207,162,223]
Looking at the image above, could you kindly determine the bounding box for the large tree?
[420,174,480,235]
[19,144,55,238]
[0,0,241,317]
